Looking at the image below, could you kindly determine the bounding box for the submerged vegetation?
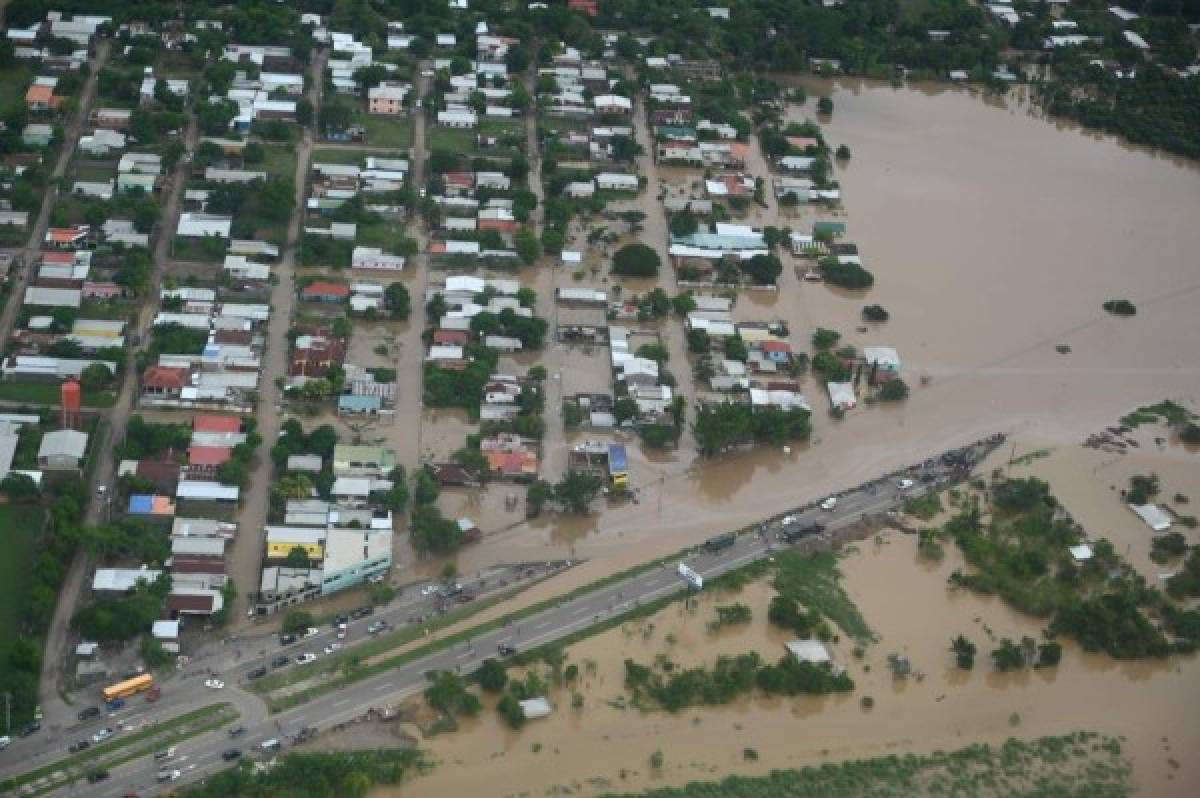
[601,732,1130,797]
[943,477,1199,659]
[772,550,874,645]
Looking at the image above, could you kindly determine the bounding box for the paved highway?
[4,437,1001,797]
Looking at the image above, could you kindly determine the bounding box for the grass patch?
[601,731,1130,797]
[176,749,428,796]
[1,703,237,794]
[0,382,117,407]
[902,492,943,520]
[773,550,874,644]
[259,142,298,180]
[357,112,414,150]
[0,505,46,695]
[0,63,34,107]
[313,147,370,165]
[427,124,479,153]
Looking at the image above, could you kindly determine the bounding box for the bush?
[812,328,841,350]
[476,658,507,693]
[611,243,660,277]
[1102,299,1136,316]
[819,258,874,289]
[878,379,910,401]
[862,304,889,322]
[282,610,314,636]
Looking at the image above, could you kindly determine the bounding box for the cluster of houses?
[308,157,411,228]
[426,275,532,360]
[220,44,303,130]
[258,442,397,608]
[0,411,90,492]
[74,151,163,203]
[609,326,675,420]
[141,286,270,413]
[5,10,106,69]
[429,23,521,130]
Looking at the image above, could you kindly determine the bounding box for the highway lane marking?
[332,698,351,707]
[374,682,395,692]
[571,606,589,616]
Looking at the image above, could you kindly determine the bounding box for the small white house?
[438,109,478,128]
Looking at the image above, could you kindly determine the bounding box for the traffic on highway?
[2,435,1003,798]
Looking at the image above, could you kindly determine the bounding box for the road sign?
[677,563,703,591]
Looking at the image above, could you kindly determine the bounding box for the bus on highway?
[102,673,154,702]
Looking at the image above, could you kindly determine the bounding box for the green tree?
[526,479,554,517]
[282,610,315,636]
[384,282,411,320]
[285,546,311,569]
[670,209,699,237]
[477,658,508,693]
[878,379,909,401]
[611,243,661,277]
[950,635,976,669]
[515,227,542,264]
[554,472,604,514]
[812,328,841,349]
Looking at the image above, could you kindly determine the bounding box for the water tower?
[61,377,81,430]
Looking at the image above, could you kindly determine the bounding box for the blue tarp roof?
[128,494,154,513]
[338,394,382,410]
[607,443,628,473]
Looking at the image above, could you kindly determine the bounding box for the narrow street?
[226,49,329,628]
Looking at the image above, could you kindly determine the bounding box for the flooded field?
[380,456,1199,797]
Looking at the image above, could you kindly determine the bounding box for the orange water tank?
[61,377,81,428]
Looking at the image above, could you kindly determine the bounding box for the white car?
[336,627,347,640]
[91,728,114,743]
[295,652,317,665]
[897,478,915,491]
[421,585,437,596]
[303,627,320,639]
[323,642,342,655]
[820,497,838,511]
[204,679,225,690]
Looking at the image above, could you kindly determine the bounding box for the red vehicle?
[144,687,161,702]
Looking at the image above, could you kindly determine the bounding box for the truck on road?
[703,533,736,554]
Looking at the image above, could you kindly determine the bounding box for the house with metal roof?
[38,429,89,470]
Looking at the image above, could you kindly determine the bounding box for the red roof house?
[188,445,233,470]
[143,366,190,397]
[301,281,351,303]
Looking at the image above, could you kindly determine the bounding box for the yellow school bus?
[102,673,154,702]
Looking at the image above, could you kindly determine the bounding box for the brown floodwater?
[422,77,1200,588]
[364,79,1200,797]
[379,497,1199,797]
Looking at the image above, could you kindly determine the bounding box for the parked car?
[336,626,347,640]
[271,656,290,668]
[18,721,41,737]
[153,747,176,760]
[820,496,838,511]
[144,687,161,702]
[156,769,181,783]
[294,652,316,665]
[279,633,298,646]
[222,748,242,761]
[333,615,349,627]
[0,736,9,751]
[105,698,125,711]
[68,739,91,753]
[204,679,225,689]
[303,627,320,639]
[323,642,342,655]
[497,644,517,656]
[91,727,114,744]
[897,478,915,490]
[247,666,268,680]
[367,620,387,635]
[86,770,110,783]
[78,706,101,721]
[228,726,246,737]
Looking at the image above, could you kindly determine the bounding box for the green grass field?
[427,124,479,153]
[0,63,33,109]
[356,111,414,150]
[0,381,117,407]
[259,142,298,180]
[0,505,47,686]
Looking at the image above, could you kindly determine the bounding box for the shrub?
[611,243,660,277]
[1102,299,1136,316]
[862,304,889,322]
